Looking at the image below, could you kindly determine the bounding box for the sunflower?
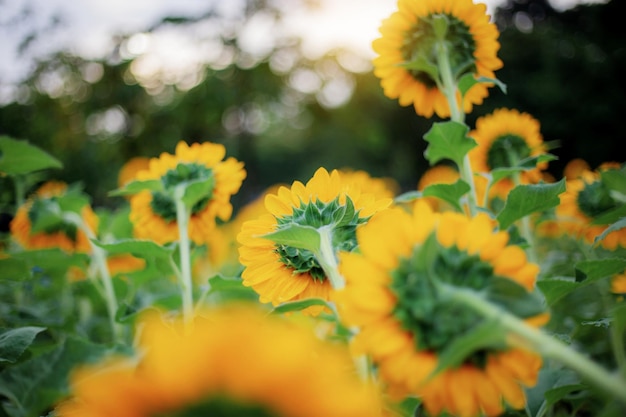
[372,0,503,118]
[56,304,383,417]
[237,167,392,315]
[611,273,626,295]
[333,201,546,417]
[118,156,151,188]
[555,162,626,250]
[417,164,460,211]
[129,141,246,245]
[469,108,548,185]
[10,181,98,253]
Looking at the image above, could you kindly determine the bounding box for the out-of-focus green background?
[0,0,623,215]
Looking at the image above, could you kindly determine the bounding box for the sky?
[0,0,607,92]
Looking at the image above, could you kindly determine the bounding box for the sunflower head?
[373,0,503,118]
[555,162,626,249]
[238,167,392,315]
[334,200,547,416]
[129,141,246,245]
[9,181,98,253]
[56,304,383,417]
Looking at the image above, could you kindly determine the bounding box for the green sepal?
[0,136,62,175]
[458,73,507,97]
[488,277,547,318]
[0,327,46,364]
[178,176,215,209]
[423,121,476,168]
[260,224,321,253]
[399,55,440,85]
[421,179,471,212]
[428,318,507,379]
[496,179,566,230]
[109,179,163,197]
[271,298,331,315]
[574,258,626,283]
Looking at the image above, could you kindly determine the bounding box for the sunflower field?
[1,0,625,416]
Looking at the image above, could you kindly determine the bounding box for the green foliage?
[497,179,566,230]
[423,121,476,168]
[0,136,62,176]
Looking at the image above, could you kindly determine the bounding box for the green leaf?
[575,258,626,283]
[180,176,215,208]
[422,179,470,212]
[108,179,162,197]
[12,249,89,277]
[394,191,422,204]
[271,298,331,315]
[0,136,62,175]
[399,56,439,85]
[423,121,476,167]
[0,335,110,417]
[601,165,626,195]
[525,368,581,417]
[458,74,507,97]
[0,258,31,282]
[0,327,46,363]
[593,217,626,245]
[537,278,579,306]
[591,207,626,226]
[260,224,321,253]
[430,319,506,378]
[91,238,175,260]
[496,179,566,230]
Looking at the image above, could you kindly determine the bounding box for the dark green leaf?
[399,56,439,85]
[0,258,31,282]
[271,298,330,315]
[0,136,62,175]
[497,179,566,230]
[422,179,470,212]
[489,277,547,318]
[0,327,46,364]
[575,258,626,283]
[593,217,626,243]
[537,278,579,306]
[0,336,111,417]
[260,224,321,253]
[423,121,476,167]
[180,177,215,208]
[601,165,626,195]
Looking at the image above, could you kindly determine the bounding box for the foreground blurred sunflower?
[372,0,503,118]
[334,201,546,417]
[56,305,383,417]
[237,168,392,315]
[129,141,246,245]
[10,181,98,253]
[469,108,549,184]
[556,162,626,250]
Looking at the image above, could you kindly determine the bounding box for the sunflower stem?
[441,284,626,404]
[435,40,478,217]
[64,212,123,344]
[174,187,194,329]
[314,225,345,290]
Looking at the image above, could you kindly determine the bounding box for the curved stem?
[436,41,478,217]
[441,284,626,404]
[174,190,194,328]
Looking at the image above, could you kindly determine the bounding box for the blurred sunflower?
[556,162,626,250]
[118,156,150,188]
[129,141,246,245]
[416,164,460,211]
[237,167,392,315]
[10,181,98,253]
[334,201,546,417]
[611,273,626,295]
[469,108,549,185]
[372,0,502,118]
[56,305,383,417]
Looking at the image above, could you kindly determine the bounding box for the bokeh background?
[0,0,623,215]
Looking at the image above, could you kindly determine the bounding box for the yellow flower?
[10,181,98,253]
[129,141,246,245]
[56,304,383,417]
[611,273,626,295]
[117,156,150,188]
[237,167,392,315]
[334,201,545,417]
[339,168,399,199]
[556,163,626,249]
[372,0,503,118]
[469,108,549,185]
